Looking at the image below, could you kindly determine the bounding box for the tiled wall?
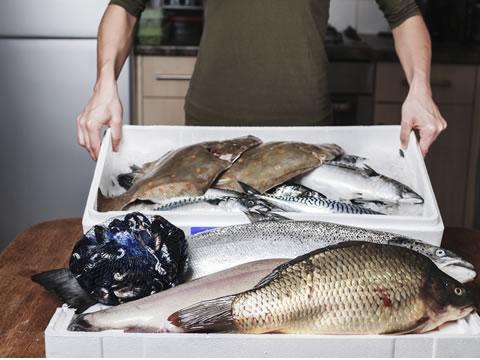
[329,0,390,34]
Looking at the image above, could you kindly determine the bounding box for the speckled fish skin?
[169,243,475,335]
[67,259,287,333]
[97,136,262,211]
[214,142,345,193]
[258,193,383,215]
[187,220,476,283]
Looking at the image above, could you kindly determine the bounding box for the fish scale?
[230,244,436,334]
[187,220,476,283]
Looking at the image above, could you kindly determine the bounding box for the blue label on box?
[191,226,217,235]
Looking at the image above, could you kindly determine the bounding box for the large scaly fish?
[97,136,262,212]
[67,259,287,333]
[169,242,475,335]
[187,220,476,283]
[297,163,424,205]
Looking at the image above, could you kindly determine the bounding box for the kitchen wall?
[330,0,390,34]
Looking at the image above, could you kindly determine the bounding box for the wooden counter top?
[0,219,479,357]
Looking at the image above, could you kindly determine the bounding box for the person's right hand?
[76,81,123,161]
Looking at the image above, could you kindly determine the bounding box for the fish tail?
[168,295,237,332]
[68,314,98,332]
[117,165,143,190]
[97,189,129,212]
[31,269,96,314]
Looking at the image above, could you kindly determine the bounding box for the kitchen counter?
[362,34,480,65]
[1,219,480,357]
[136,35,480,65]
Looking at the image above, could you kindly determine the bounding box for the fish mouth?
[438,258,477,283]
[398,196,425,205]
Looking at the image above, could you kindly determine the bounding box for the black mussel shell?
[69,212,189,306]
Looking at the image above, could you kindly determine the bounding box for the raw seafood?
[32,213,188,313]
[297,163,424,205]
[98,136,262,211]
[67,259,287,332]
[170,242,475,334]
[187,220,476,283]
[244,183,383,215]
[215,142,344,193]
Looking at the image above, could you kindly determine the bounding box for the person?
[77,0,447,161]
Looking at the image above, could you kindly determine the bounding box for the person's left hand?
[400,81,447,157]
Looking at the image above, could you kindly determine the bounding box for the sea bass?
[170,242,475,335]
[67,259,287,333]
[297,163,424,205]
[215,142,344,193]
[97,136,262,212]
[187,220,476,283]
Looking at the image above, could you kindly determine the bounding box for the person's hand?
[400,81,447,157]
[76,80,123,161]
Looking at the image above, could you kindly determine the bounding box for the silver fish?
[67,259,287,333]
[187,220,476,283]
[258,194,384,215]
[251,183,383,215]
[297,163,424,205]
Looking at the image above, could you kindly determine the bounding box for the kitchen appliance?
[158,0,204,45]
[0,0,131,252]
[416,0,476,42]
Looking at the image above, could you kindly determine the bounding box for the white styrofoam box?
[45,307,480,358]
[83,125,443,244]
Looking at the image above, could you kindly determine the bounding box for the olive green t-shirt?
[111,0,420,126]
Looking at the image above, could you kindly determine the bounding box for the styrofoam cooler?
[45,307,480,357]
[43,125,479,358]
[83,125,444,244]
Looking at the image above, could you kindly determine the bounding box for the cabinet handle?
[155,74,192,81]
[401,79,453,89]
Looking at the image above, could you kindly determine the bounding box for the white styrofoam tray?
[45,306,480,358]
[83,125,443,244]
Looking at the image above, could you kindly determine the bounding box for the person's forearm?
[95,4,138,91]
[392,15,432,95]
[392,15,446,156]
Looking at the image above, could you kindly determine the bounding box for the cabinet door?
[375,63,476,105]
[143,98,186,125]
[374,104,473,226]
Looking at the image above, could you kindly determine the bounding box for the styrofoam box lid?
[83,125,444,245]
[45,307,480,357]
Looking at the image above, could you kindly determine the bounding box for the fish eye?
[436,249,446,257]
[454,287,464,296]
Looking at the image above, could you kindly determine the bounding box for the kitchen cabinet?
[467,68,480,227]
[374,63,478,227]
[134,55,195,125]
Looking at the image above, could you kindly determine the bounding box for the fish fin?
[383,317,430,335]
[97,189,131,212]
[362,165,380,177]
[168,295,236,332]
[254,241,369,289]
[32,269,96,314]
[350,198,387,207]
[238,181,261,195]
[243,210,291,223]
[68,314,100,332]
[117,165,143,190]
